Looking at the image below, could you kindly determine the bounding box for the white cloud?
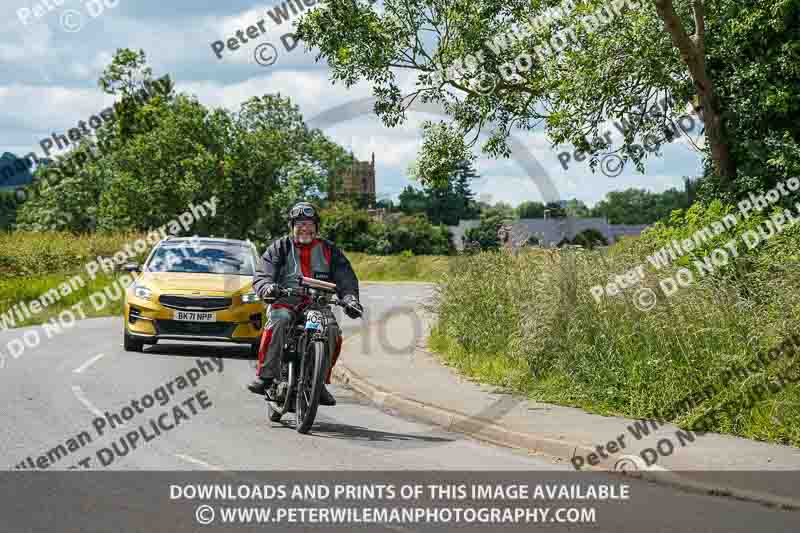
[0,0,702,209]
[173,69,374,115]
[0,14,55,63]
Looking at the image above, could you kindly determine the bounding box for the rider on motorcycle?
[248,201,363,406]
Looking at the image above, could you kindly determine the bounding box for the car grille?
[155,320,236,337]
[159,295,232,311]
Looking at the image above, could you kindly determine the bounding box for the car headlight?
[133,284,153,300]
[241,292,260,304]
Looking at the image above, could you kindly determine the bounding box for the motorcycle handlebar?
[268,285,359,312]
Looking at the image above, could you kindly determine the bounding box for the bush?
[464,211,506,250]
[319,202,373,251]
[321,202,454,255]
[0,191,23,230]
[570,229,608,249]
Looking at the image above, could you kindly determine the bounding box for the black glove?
[263,284,282,299]
[342,294,363,319]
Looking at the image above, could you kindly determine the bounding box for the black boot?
[319,385,336,406]
[247,377,272,394]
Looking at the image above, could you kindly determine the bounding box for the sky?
[0,0,705,207]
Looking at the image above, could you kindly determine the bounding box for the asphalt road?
[1,282,798,532]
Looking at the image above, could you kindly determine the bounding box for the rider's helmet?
[287,201,321,231]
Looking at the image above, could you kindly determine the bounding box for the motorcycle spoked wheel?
[294,339,327,434]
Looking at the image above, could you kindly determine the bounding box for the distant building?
[329,152,376,206]
[449,217,650,250]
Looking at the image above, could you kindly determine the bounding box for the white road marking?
[73,353,106,374]
[174,453,224,470]
[71,385,105,419]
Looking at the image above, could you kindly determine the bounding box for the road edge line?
[333,333,800,511]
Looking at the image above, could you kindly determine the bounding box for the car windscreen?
[146,244,257,275]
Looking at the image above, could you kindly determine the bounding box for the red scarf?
[293,238,316,278]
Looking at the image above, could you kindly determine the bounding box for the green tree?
[564,199,591,217]
[544,202,567,218]
[320,201,374,251]
[402,157,480,224]
[296,0,800,200]
[464,209,509,250]
[16,49,350,240]
[398,185,429,214]
[452,158,481,219]
[517,201,545,218]
[590,187,690,224]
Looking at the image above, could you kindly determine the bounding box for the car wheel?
[124,330,144,352]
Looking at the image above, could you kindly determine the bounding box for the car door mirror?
[122,263,141,273]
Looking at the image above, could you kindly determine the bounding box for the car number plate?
[174,311,216,322]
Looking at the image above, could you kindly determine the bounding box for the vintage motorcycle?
[263,275,361,433]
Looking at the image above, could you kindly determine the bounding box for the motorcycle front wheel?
[295,339,327,434]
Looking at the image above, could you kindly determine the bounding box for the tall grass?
[0,231,450,330]
[346,252,451,282]
[430,217,800,446]
[0,230,149,276]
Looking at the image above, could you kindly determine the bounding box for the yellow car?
[122,237,265,355]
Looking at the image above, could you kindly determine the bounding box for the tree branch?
[691,0,705,54]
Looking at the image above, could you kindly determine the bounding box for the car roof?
[155,237,259,255]
[159,237,253,246]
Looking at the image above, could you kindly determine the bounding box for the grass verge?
[429,215,800,448]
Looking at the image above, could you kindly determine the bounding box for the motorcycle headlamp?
[242,292,260,304]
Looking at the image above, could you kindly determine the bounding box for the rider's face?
[293,220,317,244]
